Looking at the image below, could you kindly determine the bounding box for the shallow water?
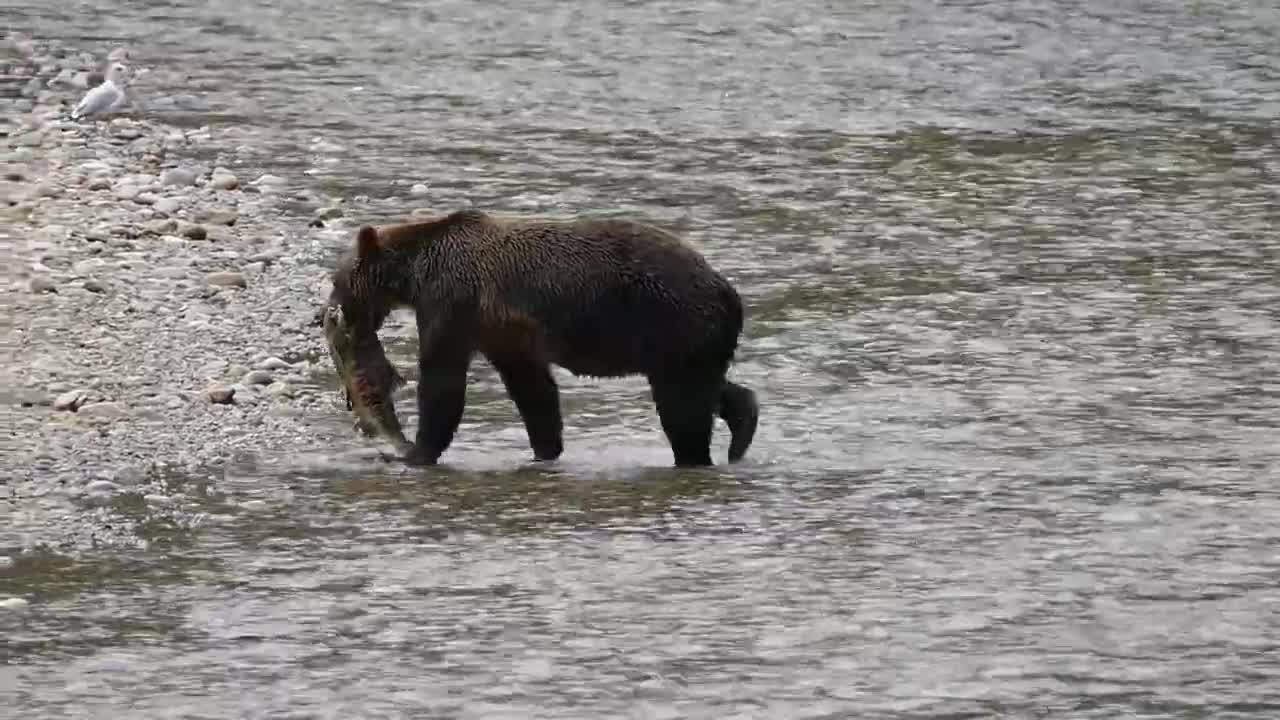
[5,0,1280,717]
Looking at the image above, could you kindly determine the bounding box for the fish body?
[322,303,412,453]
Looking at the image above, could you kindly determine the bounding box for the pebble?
[0,598,30,612]
[243,370,274,386]
[199,359,229,377]
[160,167,197,187]
[113,464,147,486]
[144,494,175,507]
[83,279,108,293]
[196,209,238,226]
[86,479,121,494]
[146,219,178,235]
[259,357,292,371]
[87,177,112,191]
[154,197,182,215]
[53,389,86,411]
[29,276,57,293]
[207,384,236,404]
[16,131,44,147]
[134,192,158,206]
[206,271,246,288]
[180,223,207,240]
[73,258,105,274]
[78,401,128,419]
[211,172,239,191]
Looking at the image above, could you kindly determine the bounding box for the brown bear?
[325,207,758,467]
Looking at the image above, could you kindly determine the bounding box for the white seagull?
[71,63,130,119]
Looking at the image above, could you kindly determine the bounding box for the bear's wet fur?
[326,207,758,467]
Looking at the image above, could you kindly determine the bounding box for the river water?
[5,0,1280,717]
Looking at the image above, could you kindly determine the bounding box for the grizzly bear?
[325,207,758,467]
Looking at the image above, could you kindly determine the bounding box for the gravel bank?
[2,36,383,553]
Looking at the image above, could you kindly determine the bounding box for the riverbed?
[4,1,1280,717]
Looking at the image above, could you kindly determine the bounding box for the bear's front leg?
[402,328,473,466]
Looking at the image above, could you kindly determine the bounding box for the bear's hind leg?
[491,355,564,461]
[718,381,758,463]
[650,375,719,467]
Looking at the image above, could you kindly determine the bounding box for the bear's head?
[324,225,399,334]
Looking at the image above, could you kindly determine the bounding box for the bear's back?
[448,211,741,376]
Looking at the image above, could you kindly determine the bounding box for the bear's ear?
[354,225,380,261]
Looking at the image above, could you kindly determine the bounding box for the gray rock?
[134,192,158,206]
[315,206,343,220]
[195,209,237,226]
[0,598,29,613]
[247,249,281,263]
[154,266,187,280]
[160,167,197,187]
[410,182,429,196]
[210,172,239,191]
[267,382,295,399]
[144,494,175,507]
[82,279,108,294]
[78,401,127,419]
[199,359,229,377]
[207,384,236,404]
[145,219,177,236]
[180,223,207,240]
[243,370,273,386]
[259,357,292,371]
[115,185,141,201]
[87,177,112,191]
[85,479,121,494]
[112,464,147,486]
[153,197,182,215]
[28,276,56,293]
[53,389,87,411]
[206,271,246,288]
[72,258,105,275]
[16,131,44,147]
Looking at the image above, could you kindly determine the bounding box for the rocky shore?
[2,36,383,554]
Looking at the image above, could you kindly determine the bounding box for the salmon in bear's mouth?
[321,303,412,453]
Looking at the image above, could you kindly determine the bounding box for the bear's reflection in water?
[233,440,755,540]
